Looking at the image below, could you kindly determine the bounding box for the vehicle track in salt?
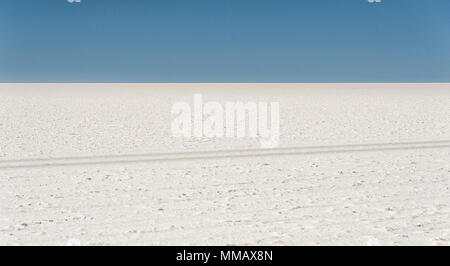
[0,140,449,170]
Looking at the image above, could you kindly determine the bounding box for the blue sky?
[0,0,449,82]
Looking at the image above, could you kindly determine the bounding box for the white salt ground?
[0,83,449,245]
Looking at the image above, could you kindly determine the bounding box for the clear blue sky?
[1,0,449,82]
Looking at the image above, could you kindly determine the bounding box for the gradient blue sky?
[1,0,449,82]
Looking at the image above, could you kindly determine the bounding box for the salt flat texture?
[0,83,449,245]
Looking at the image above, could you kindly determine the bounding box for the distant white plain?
[0,83,449,245]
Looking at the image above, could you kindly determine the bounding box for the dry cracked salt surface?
[0,83,449,246]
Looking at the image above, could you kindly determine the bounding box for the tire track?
[0,140,449,170]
